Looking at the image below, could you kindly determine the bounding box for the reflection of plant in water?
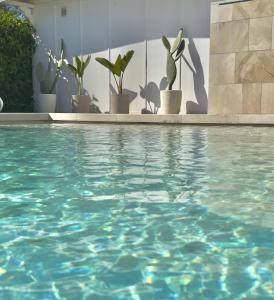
[163,129,183,202]
[110,128,129,176]
[162,128,207,202]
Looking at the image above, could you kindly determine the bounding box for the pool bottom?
[0,124,273,299]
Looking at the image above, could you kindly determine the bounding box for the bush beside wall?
[0,9,35,112]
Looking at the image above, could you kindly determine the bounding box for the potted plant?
[67,55,91,113]
[36,40,66,113]
[161,29,185,114]
[95,50,134,114]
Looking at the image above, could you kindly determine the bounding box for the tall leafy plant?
[96,51,134,95]
[162,29,185,90]
[0,9,35,112]
[67,55,91,96]
[36,39,67,94]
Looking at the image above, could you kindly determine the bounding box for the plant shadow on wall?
[183,38,208,114]
[90,95,102,113]
[139,78,168,114]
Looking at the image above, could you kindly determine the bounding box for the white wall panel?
[81,0,110,112]
[181,38,210,114]
[81,0,109,54]
[110,0,146,114]
[179,0,211,113]
[55,0,81,112]
[33,0,211,114]
[180,0,211,38]
[83,51,110,113]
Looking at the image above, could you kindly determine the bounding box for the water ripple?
[0,124,274,299]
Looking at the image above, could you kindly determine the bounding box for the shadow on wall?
[58,38,208,114]
[71,88,102,113]
[90,95,102,113]
[183,38,208,114]
[140,78,168,114]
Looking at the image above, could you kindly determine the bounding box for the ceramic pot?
[160,90,182,114]
[72,95,90,113]
[110,94,129,114]
[38,94,56,113]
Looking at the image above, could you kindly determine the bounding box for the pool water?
[0,124,274,300]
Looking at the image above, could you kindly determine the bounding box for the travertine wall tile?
[209,0,274,115]
[235,51,274,83]
[211,2,233,23]
[233,0,274,20]
[208,84,243,115]
[209,53,235,85]
[243,83,262,114]
[272,16,274,49]
[261,83,274,113]
[211,20,249,54]
[249,17,272,51]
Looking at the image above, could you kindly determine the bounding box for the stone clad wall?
[209,0,274,114]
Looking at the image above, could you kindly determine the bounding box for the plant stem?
[113,75,120,95]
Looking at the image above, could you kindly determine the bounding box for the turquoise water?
[0,124,274,300]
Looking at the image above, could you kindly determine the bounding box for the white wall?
[33,0,211,114]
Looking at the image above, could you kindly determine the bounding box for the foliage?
[67,55,91,96]
[162,29,185,90]
[36,39,67,94]
[96,51,134,95]
[0,8,35,112]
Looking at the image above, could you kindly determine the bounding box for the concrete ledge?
[0,113,50,122]
[50,113,274,125]
[0,113,274,125]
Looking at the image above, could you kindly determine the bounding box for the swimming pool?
[0,124,273,299]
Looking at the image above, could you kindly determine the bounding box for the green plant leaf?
[166,54,177,90]
[75,56,82,75]
[79,55,91,78]
[113,54,122,76]
[83,55,91,70]
[175,39,185,61]
[67,63,77,75]
[162,36,171,52]
[121,50,134,72]
[171,29,183,54]
[96,57,114,73]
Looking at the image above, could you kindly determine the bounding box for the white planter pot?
[0,97,3,112]
[110,94,129,114]
[160,90,182,114]
[72,95,91,113]
[38,94,56,113]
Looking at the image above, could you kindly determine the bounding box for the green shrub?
[0,8,35,112]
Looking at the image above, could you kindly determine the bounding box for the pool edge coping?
[0,113,274,125]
